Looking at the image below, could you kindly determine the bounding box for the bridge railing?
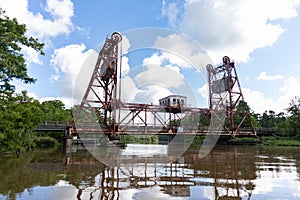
[39,121,70,125]
[35,121,71,131]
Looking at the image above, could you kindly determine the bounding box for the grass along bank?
[261,136,300,147]
[225,136,300,147]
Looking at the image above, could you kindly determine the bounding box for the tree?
[0,91,44,152]
[277,96,300,139]
[257,110,286,128]
[40,100,72,122]
[287,96,300,117]
[0,8,44,152]
[0,8,44,95]
[232,100,258,128]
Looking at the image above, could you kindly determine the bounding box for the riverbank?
[189,135,300,147]
[260,136,300,146]
[122,135,300,147]
[0,136,60,155]
[221,136,300,147]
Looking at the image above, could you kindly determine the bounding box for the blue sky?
[1,0,300,114]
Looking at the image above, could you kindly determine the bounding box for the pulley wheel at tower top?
[111,32,122,43]
[222,56,230,64]
[206,64,214,72]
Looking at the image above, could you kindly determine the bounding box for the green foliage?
[257,110,285,128]
[189,135,205,148]
[0,9,44,94]
[0,92,72,152]
[33,136,58,148]
[168,119,181,127]
[123,135,159,144]
[198,114,210,127]
[0,8,45,152]
[231,100,258,128]
[35,131,65,144]
[253,96,300,141]
[35,100,72,144]
[276,97,300,139]
[0,92,44,152]
[40,100,72,122]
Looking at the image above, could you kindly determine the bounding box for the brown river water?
[0,144,300,200]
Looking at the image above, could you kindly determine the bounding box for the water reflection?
[0,145,300,199]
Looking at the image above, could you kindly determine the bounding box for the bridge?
[69,32,276,138]
[35,32,276,138]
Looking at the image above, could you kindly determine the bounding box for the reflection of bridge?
[71,32,269,138]
[63,145,257,199]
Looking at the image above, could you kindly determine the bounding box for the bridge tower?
[207,56,256,137]
[75,32,122,134]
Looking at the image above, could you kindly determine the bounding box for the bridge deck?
[35,121,275,137]
[35,121,70,131]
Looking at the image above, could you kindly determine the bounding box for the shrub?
[34,136,58,148]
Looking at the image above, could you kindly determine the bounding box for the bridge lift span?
[73,32,256,138]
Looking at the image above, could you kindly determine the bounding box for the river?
[0,144,300,200]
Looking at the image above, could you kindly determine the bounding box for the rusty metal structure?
[74,32,256,137]
[207,56,256,137]
[75,32,122,134]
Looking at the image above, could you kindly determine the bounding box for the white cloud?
[135,64,184,89]
[243,76,300,113]
[50,44,88,79]
[161,0,180,27]
[21,45,43,65]
[162,0,300,113]
[162,0,300,63]
[50,44,97,105]
[119,75,141,102]
[243,88,278,113]
[278,77,300,107]
[257,72,283,80]
[0,0,75,65]
[142,53,162,66]
[120,49,199,105]
[120,35,131,75]
[197,83,208,100]
[134,85,173,104]
[121,56,130,75]
[120,73,173,105]
[13,82,38,101]
[0,0,75,39]
[13,44,98,108]
[154,34,212,69]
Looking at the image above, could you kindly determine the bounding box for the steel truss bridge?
[68,32,264,138]
[34,121,275,137]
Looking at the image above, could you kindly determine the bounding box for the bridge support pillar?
[63,134,73,147]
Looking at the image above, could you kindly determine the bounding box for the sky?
[1,0,300,114]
